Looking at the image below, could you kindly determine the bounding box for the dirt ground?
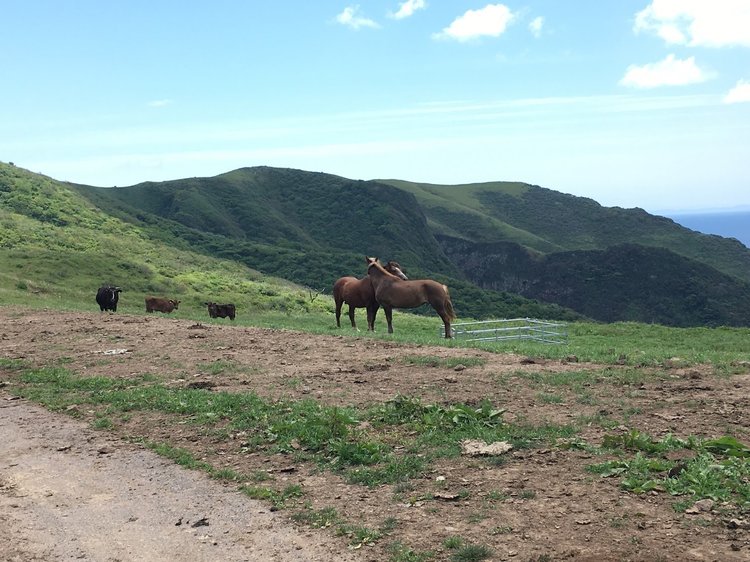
[1,307,749,562]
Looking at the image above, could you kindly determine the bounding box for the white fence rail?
[444,318,568,344]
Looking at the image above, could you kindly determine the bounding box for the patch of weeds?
[557,438,599,453]
[601,430,691,455]
[588,453,671,493]
[371,395,504,430]
[199,359,240,376]
[483,455,508,467]
[92,416,114,430]
[443,536,464,549]
[146,442,212,471]
[284,377,302,389]
[449,543,493,562]
[467,511,489,523]
[486,489,510,501]
[291,506,340,528]
[537,392,563,404]
[388,541,434,562]
[210,467,244,482]
[393,481,415,495]
[665,453,750,504]
[576,412,620,430]
[489,525,513,535]
[331,439,389,468]
[249,470,272,482]
[240,484,304,508]
[590,432,750,511]
[380,516,399,534]
[400,355,486,369]
[346,454,427,486]
[575,391,598,405]
[519,490,537,500]
[0,357,29,371]
[337,522,382,548]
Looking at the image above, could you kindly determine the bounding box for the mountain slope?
[379,179,750,283]
[68,166,579,321]
[0,163,330,315]
[4,162,750,326]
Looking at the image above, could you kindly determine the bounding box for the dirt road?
[1,395,363,562]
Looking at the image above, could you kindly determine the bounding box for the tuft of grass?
[400,355,487,369]
[388,541,435,562]
[291,506,341,528]
[449,544,493,562]
[443,536,464,549]
[240,484,304,508]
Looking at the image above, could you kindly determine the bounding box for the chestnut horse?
[366,257,456,338]
[334,260,408,331]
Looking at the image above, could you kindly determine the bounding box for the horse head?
[366,257,409,280]
[384,261,408,280]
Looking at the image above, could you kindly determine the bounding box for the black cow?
[205,302,236,320]
[96,285,122,312]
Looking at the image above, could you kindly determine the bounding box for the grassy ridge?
[4,161,750,326]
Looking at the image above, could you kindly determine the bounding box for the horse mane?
[366,257,401,279]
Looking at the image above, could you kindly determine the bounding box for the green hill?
[3,161,750,326]
[0,163,331,315]
[0,163,574,322]
[379,179,750,282]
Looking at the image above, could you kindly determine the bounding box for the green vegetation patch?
[9,366,572,491]
[588,430,750,512]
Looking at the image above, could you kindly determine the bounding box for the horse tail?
[443,285,456,321]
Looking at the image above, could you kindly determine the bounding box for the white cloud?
[335,5,379,30]
[724,80,750,103]
[390,0,427,20]
[147,99,172,108]
[433,4,515,42]
[620,54,712,88]
[529,16,544,38]
[634,0,750,47]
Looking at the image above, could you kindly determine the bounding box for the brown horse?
[366,257,456,338]
[334,260,408,331]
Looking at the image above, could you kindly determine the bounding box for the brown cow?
[145,296,180,314]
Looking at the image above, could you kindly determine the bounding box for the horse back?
[336,276,374,307]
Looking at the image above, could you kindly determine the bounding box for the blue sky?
[1,1,749,213]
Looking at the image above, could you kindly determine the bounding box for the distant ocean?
[664,211,750,249]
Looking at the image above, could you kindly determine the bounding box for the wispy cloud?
[528,16,544,38]
[620,54,712,88]
[724,80,750,104]
[389,0,427,20]
[433,4,515,42]
[634,0,750,48]
[147,99,173,108]
[335,5,379,30]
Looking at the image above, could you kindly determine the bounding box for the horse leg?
[335,298,343,328]
[383,306,394,334]
[433,301,453,339]
[367,304,379,331]
[441,314,453,338]
[348,305,358,330]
